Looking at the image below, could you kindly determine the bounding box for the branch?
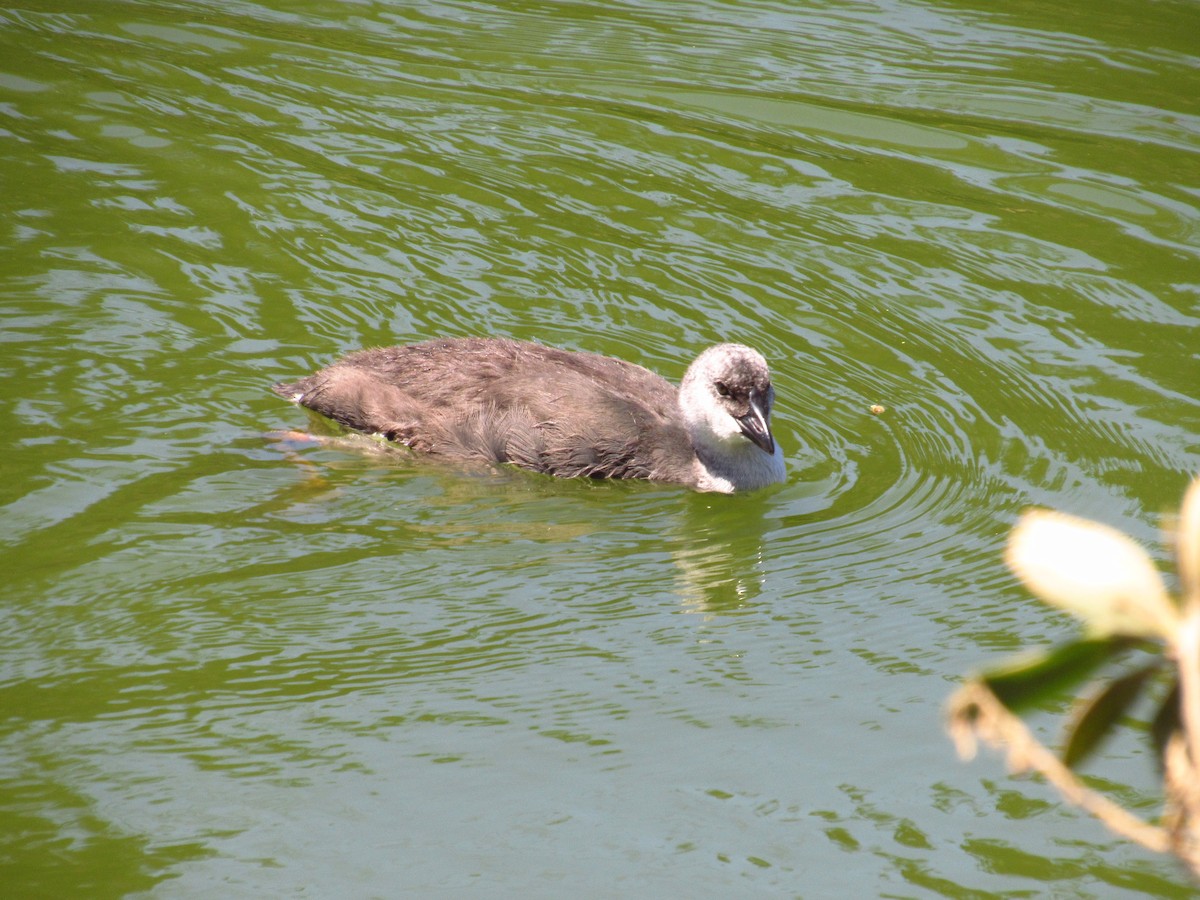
[947,681,1171,854]
[1167,611,1200,869]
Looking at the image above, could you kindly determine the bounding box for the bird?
[272,337,786,493]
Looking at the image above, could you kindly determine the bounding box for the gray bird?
[272,338,785,493]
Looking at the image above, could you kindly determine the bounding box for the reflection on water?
[2,0,1199,894]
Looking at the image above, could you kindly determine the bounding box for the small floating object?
[869,404,887,415]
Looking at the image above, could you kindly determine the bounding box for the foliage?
[947,478,1200,878]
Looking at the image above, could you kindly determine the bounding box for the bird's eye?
[715,381,730,397]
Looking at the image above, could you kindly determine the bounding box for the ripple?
[3,1,1198,895]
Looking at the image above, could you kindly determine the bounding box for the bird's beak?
[736,394,775,455]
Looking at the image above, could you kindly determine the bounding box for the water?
[3,0,1199,895]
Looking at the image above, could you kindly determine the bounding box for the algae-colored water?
[3,1,1198,895]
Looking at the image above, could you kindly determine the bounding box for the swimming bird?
[272,338,785,493]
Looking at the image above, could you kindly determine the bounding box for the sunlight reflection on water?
[2,0,1198,895]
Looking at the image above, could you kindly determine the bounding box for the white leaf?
[1006,509,1177,639]
[1177,476,1200,610]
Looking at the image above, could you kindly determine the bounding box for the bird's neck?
[691,441,785,493]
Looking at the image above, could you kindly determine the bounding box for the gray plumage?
[272,338,786,493]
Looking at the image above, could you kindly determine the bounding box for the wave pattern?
[2,0,1198,894]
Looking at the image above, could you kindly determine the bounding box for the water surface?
[3,0,1199,895]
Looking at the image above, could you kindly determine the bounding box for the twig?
[948,681,1171,854]
[1167,611,1200,869]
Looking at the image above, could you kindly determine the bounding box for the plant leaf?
[981,638,1132,713]
[1150,678,1182,771]
[1177,476,1200,611]
[1061,663,1161,770]
[1007,509,1177,638]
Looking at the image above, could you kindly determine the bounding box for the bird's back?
[273,338,698,483]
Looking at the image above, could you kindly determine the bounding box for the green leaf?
[1061,663,1161,770]
[981,638,1133,713]
[1150,678,1182,771]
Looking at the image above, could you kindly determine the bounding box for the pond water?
[3,0,1199,896]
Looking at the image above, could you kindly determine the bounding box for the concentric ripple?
[2,0,1198,895]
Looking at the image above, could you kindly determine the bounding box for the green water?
[2,0,1198,896]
